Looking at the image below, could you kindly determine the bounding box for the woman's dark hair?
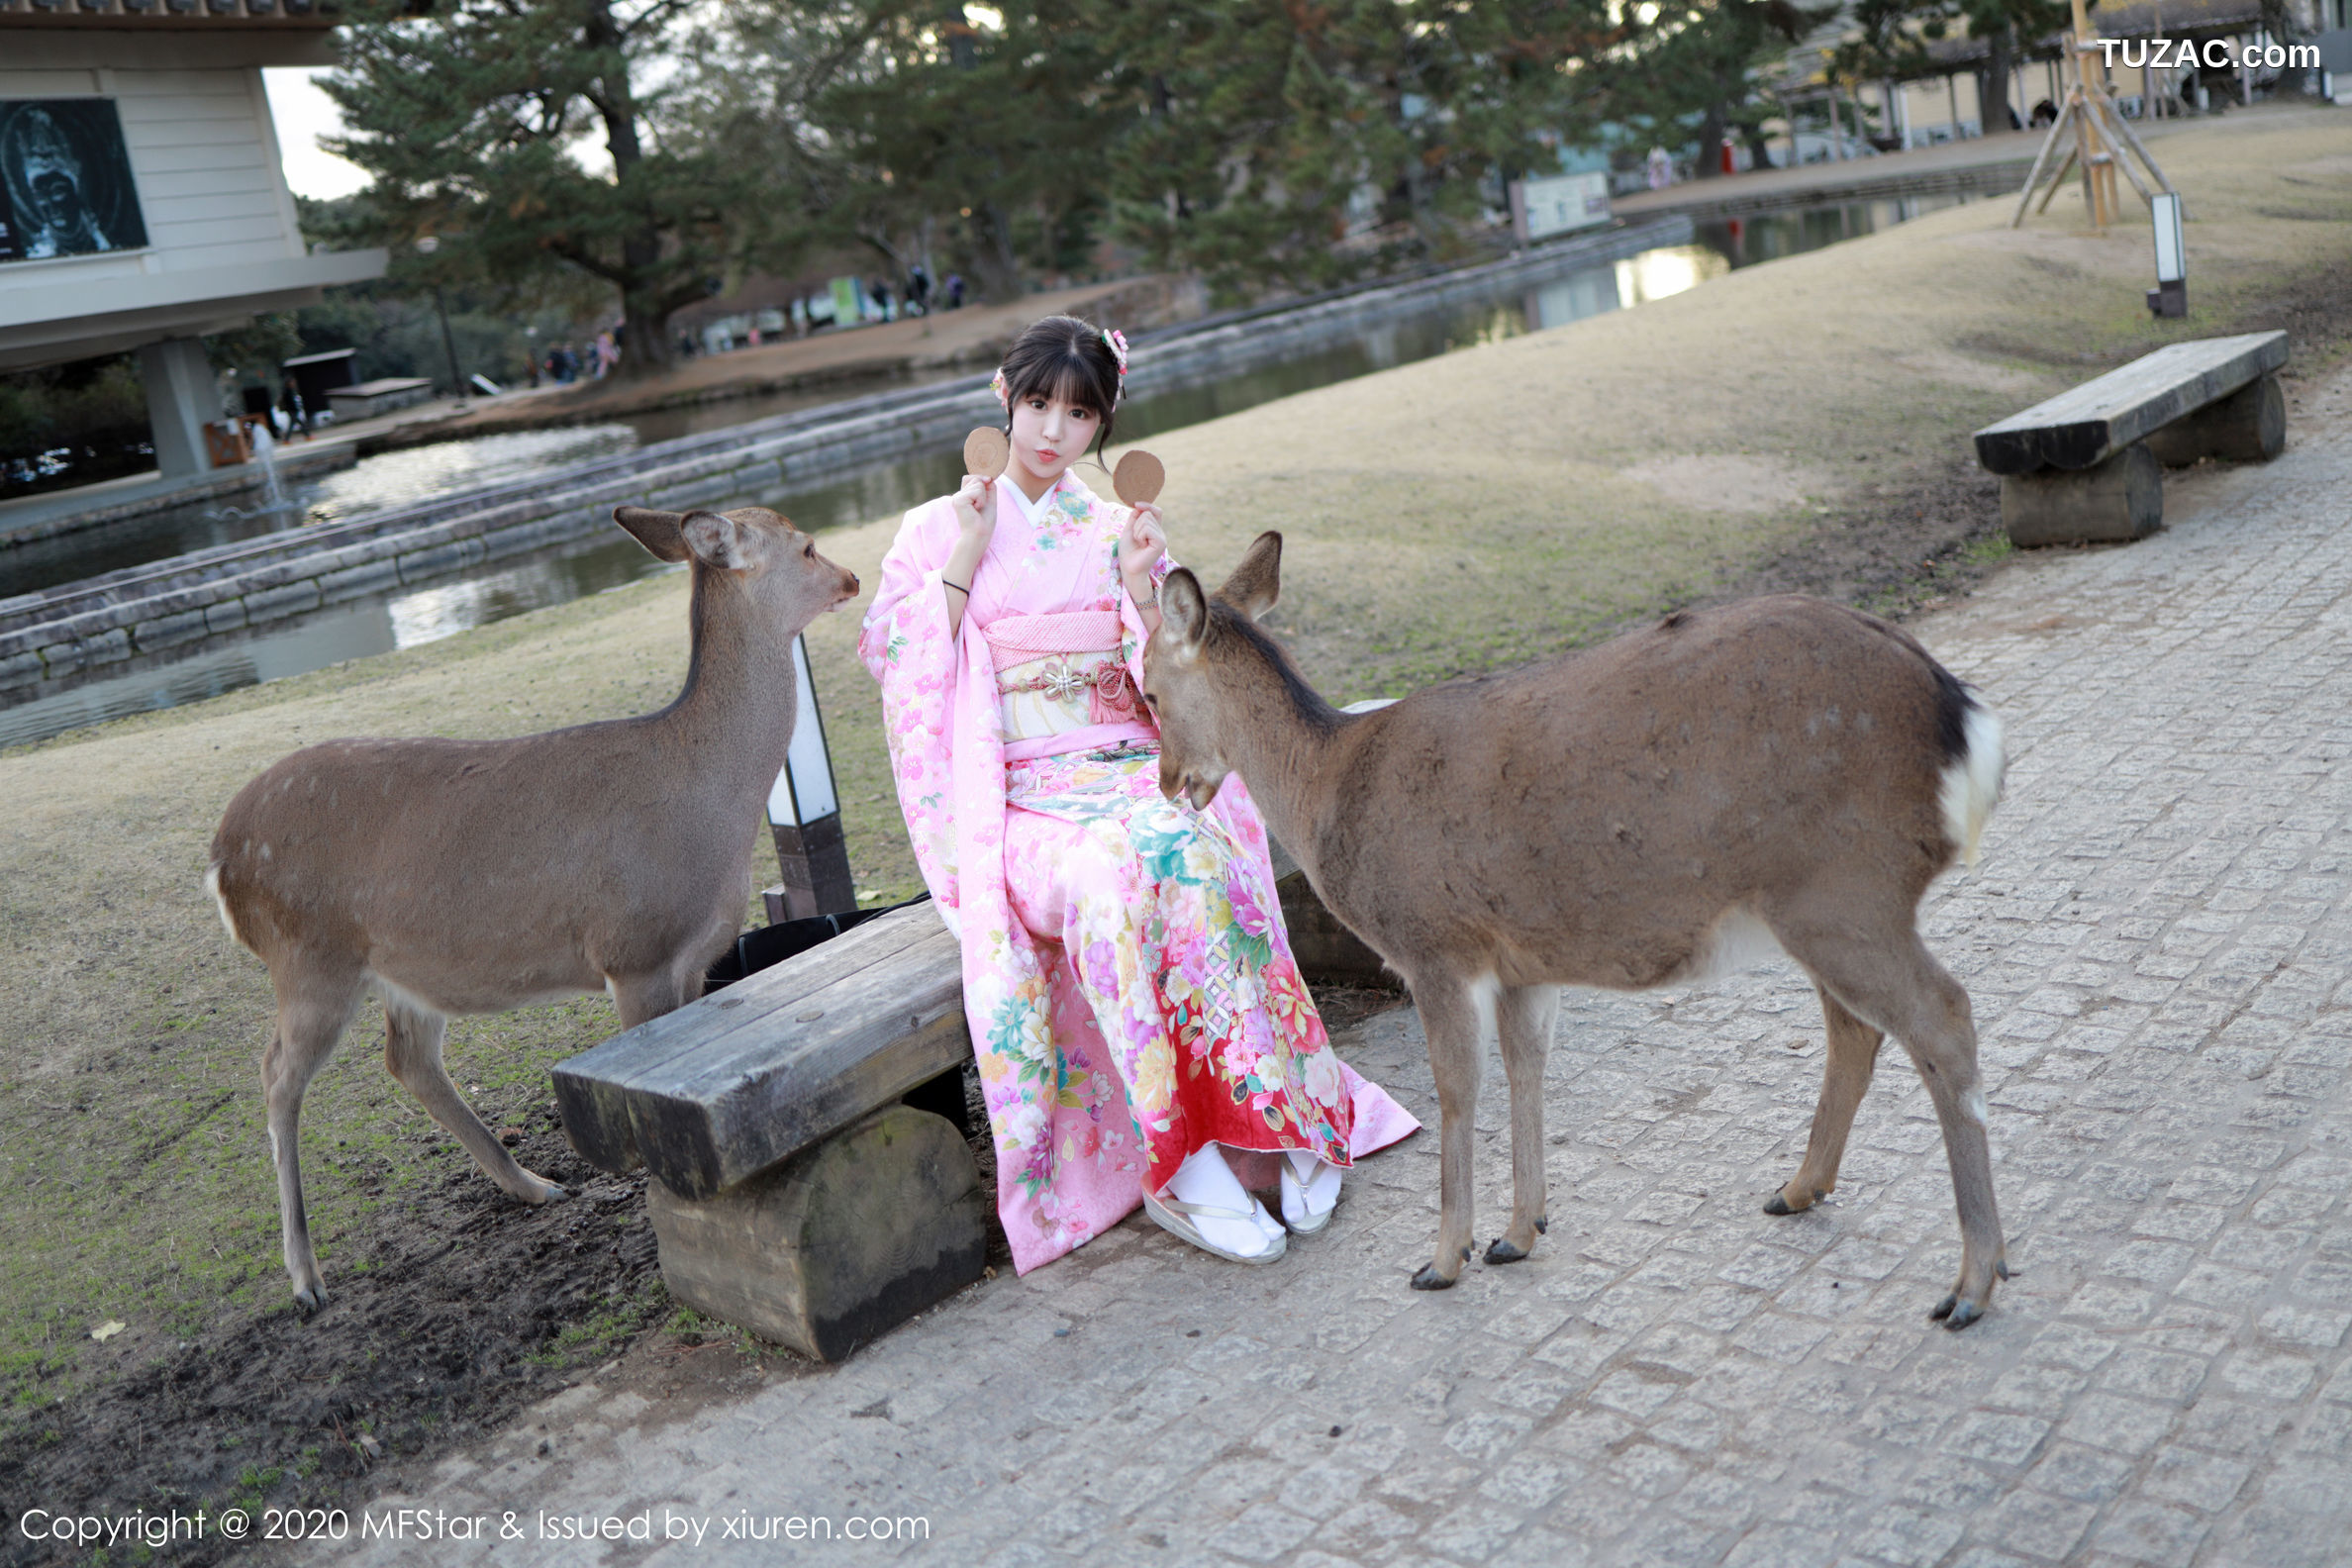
[999,314,1123,459]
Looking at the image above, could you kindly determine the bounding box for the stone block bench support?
[552,904,979,1361]
[644,1104,985,1362]
[1975,331,2287,546]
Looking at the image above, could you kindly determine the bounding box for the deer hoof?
[1410,1263,1459,1291]
[1762,1193,1795,1216]
[293,1283,331,1315]
[518,1170,570,1205]
[1930,1293,1986,1330]
[1485,1237,1529,1264]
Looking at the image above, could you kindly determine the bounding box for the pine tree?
[322,0,762,376]
[1098,1,1619,298]
[1614,0,1823,181]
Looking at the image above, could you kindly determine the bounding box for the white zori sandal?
[1280,1148,1343,1235]
[1144,1146,1287,1264]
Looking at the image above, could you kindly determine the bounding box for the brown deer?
[208,506,859,1310]
[1142,534,2010,1328]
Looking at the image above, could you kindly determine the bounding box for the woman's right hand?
[950,473,997,545]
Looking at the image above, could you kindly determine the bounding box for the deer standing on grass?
[1142,534,2011,1327]
[208,506,859,1310]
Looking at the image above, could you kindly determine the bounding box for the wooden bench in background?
[553,849,1393,1361]
[1974,331,2287,546]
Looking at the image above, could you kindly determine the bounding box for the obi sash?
[980,611,1153,758]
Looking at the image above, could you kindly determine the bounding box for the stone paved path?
[316,363,2352,1567]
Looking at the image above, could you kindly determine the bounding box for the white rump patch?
[1678,908,1787,983]
[205,863,253,955]
[1938,704,2007,869]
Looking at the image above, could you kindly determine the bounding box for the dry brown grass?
[2,106,2345,1421]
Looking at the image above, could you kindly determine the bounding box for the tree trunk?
[1694,100,1728,179]
[586,0,674,378]
[973,199,1022,303]
[1743,121,1776,172]
[1981,25,2015,135]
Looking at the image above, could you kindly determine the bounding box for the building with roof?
[0,0,384,484]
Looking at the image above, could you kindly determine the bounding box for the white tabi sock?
[1282,1148,1342,1227]
[1165,1145,1279,1260]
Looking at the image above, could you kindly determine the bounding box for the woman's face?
[1008,382,1101,489]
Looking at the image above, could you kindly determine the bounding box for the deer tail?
[1935,681,2006,870]
[205,860,259,957]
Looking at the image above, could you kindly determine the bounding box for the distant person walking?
[907,262,931,316]
[1646,146,1674,190]
[946,273,965,310]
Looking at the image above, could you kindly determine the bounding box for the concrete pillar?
[135,338,221,480]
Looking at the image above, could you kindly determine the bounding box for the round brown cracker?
[1113,449,1165,508]
[963,427,1010,480]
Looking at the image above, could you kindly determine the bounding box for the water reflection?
[299,424,639,527]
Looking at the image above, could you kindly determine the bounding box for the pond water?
[0,192,1969,751]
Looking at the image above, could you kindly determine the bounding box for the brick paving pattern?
[320,365,2352,1566]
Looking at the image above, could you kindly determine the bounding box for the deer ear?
[1160,568,1210,654]
[614,506,690,562]
[681,510,754,570]
[1218,531,1282,621]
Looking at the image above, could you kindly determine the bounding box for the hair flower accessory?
[989,366,1010,412]
[1103,329,1129,405]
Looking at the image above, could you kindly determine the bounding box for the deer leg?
[1409,972,1494,1291]
[1765,986,1886,1216]
[1780,924,2007,1330]
[1486,983,1558,1264]
[383,1004,568,1205]
[608,971,693,1030]
[262,969,363,1312]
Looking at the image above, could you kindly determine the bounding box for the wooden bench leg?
[643,1103,987,1361]
[2003,441,2163,547]
[2145,372,2287,467]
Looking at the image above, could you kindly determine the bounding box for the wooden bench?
[552,904,979,1361]
[553,831,1394,1359]
[1973,331,2288,546]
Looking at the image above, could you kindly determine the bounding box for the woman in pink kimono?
[858,316,1417,1273]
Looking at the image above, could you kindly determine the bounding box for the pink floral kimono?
[858,470,1419,1274]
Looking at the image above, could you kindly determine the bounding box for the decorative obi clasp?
[982,610,1142,738]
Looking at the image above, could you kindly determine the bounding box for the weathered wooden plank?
[1974,332,2288,474]
[650,919,959,1103]
[633,927,967,1199]
[566,905,938,1090]
[551,904,947,1176]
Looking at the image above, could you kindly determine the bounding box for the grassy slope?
[1,108,2345,1423]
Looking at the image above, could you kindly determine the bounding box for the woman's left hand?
[1121,502,1166,598]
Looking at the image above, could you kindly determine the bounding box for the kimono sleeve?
[1116,526,1176,700]
[858,501,965,914]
